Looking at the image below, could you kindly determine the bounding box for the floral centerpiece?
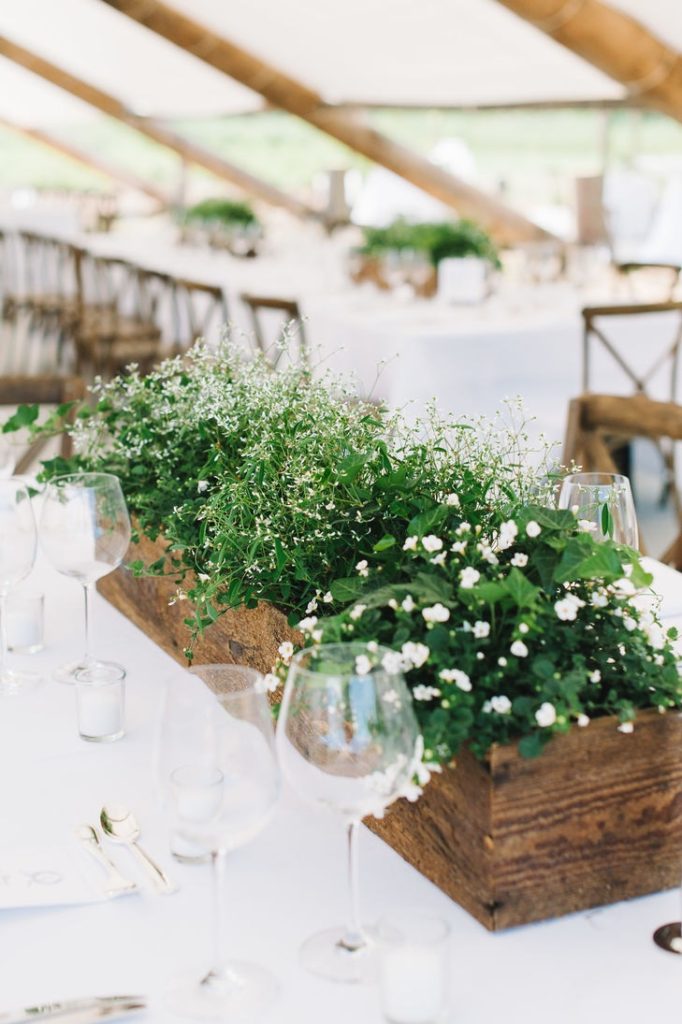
[9,343,681,776]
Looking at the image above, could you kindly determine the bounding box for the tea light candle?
[75,665,125,742]
[378,912,450,1024]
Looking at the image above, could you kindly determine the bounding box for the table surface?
[2,551,682,1024]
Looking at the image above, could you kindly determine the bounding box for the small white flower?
[401,641,430,669]
[444,493,460,507]
[263,673,280,693]
[367,641,378,653]
[497,520,518,551]
[355,655,372,676]
[197,480,209,493]
[555,598,578,621]
[349,604,366,621]
[497,657,508,667]
[431,552,447,567]
[198,572,211,582]
[402,536,418,551]
[450,540,468,555]
[589,669,601,683]
[401,595,415,613]
[422,603,450,624]
[305,597,318,614]
[439,668,472,691]
[473,620,490,639]
[623,616,637,632]
[655,654,665,666]
[459,566,481,589]
[456,522,471,535]
[478,543,499,565]
[535,702,557,727]
[618,721,634,734]
[381,651,404,674]
[510,552,528,568]
[510,640,529,658]
[278,641,294,662]
[476,651,485,661]
[413,684,441,701]
[590,590,609,608]
[526,520,541,538]
[518,622,529,634]
[356,559,369,577]
[388,599,399,610]
[382,688,400,706]
[490,695,512,715]
[577,713,590,727]
[422,535,443,553]
[577,519,597,533]
[297,616,318,633]
[322,592,333,603]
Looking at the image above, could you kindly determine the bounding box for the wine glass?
[161,664,281,1021]
[277,642,421,983]
[39,472,131,683]
[558,472,639,548]
[0,479,39,695]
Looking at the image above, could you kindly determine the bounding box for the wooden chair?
[562,392,682,564]
[71,253,162,379]
[240,293,307,368]
[169,276,229,353]
[0,374,85,472]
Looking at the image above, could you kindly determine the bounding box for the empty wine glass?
[161,664,281,1021]
[277,642,420,983]
[39,472,131,683]
[0,479,39,695]
[558,472,639,548]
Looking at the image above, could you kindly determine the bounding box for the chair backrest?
[240,293,307,368]
[170,276,229,353]
[562,392,682,565]
[581,301,682,399]
[0,374,86,472]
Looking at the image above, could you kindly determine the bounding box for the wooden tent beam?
[0,35,316,220]
[99,0,555,244]
[496,0,682,124]
[0,117,167,204]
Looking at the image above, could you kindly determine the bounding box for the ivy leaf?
[330,576,366,603]
[2,404,39,432]
[502,568,540,608]
[407,507,443,538]
[373,535,396,553]
[518,732,548,758]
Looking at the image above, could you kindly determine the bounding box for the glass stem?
[83,583,93,665]
[339,819,365,952]
[204,849,230,985]
[0,592,7,679]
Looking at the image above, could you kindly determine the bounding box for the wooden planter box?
[99,535,682,930]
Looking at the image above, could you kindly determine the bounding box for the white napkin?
[642,557,682,620]
[0,842,120,910]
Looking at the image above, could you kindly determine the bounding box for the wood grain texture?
[99,531,682,929]
[97,531,301,672]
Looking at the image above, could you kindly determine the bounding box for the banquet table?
[2,553,682,1024]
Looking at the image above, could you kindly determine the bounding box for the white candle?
[76,669,125,742]
[6,594,43,652]
[378,912,450,1024]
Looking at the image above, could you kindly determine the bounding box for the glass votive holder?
[75,664,125,743]
[377,911,450,1024]
[6,591,44,653]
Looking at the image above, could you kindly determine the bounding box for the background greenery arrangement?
[358,218,501,268]
[181,197,260,228]
[9,345,681,764]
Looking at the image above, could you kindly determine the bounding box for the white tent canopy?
[0,0,681,127]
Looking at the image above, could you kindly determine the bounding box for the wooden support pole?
[496,0,682,124]
[0,35,317,220]
[0,117,167,204]
[98,0,555,244]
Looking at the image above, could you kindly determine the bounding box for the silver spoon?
[100,805,177,895]
[74,823,138,896]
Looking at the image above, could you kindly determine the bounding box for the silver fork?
[74,824,138,896]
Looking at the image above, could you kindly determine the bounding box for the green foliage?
[182,198,259,228]
[359,218,501,268]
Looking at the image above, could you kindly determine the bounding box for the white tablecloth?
[2,552,682,1024]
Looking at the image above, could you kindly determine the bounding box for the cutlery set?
[75,805,177,897]
[0,995,146,1024]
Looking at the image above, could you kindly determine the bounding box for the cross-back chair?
[169,276,229,353]
[239,293,307,369]
[17,232,79,333]
[0,374,85,473]
[563,392,682,565]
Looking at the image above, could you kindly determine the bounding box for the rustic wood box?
[99,536,682,930]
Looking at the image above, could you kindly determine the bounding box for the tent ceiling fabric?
[0,0,680,124]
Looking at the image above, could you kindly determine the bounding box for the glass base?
[54,658,125,685]
[0,667,43,696]
[167,962,279,1021]
[300,926,375,984]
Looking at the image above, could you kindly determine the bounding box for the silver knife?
[0,995,146,1024]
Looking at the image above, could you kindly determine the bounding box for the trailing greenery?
[8,344,681,766]
[182,197,260,228]
[359,218,501,268]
